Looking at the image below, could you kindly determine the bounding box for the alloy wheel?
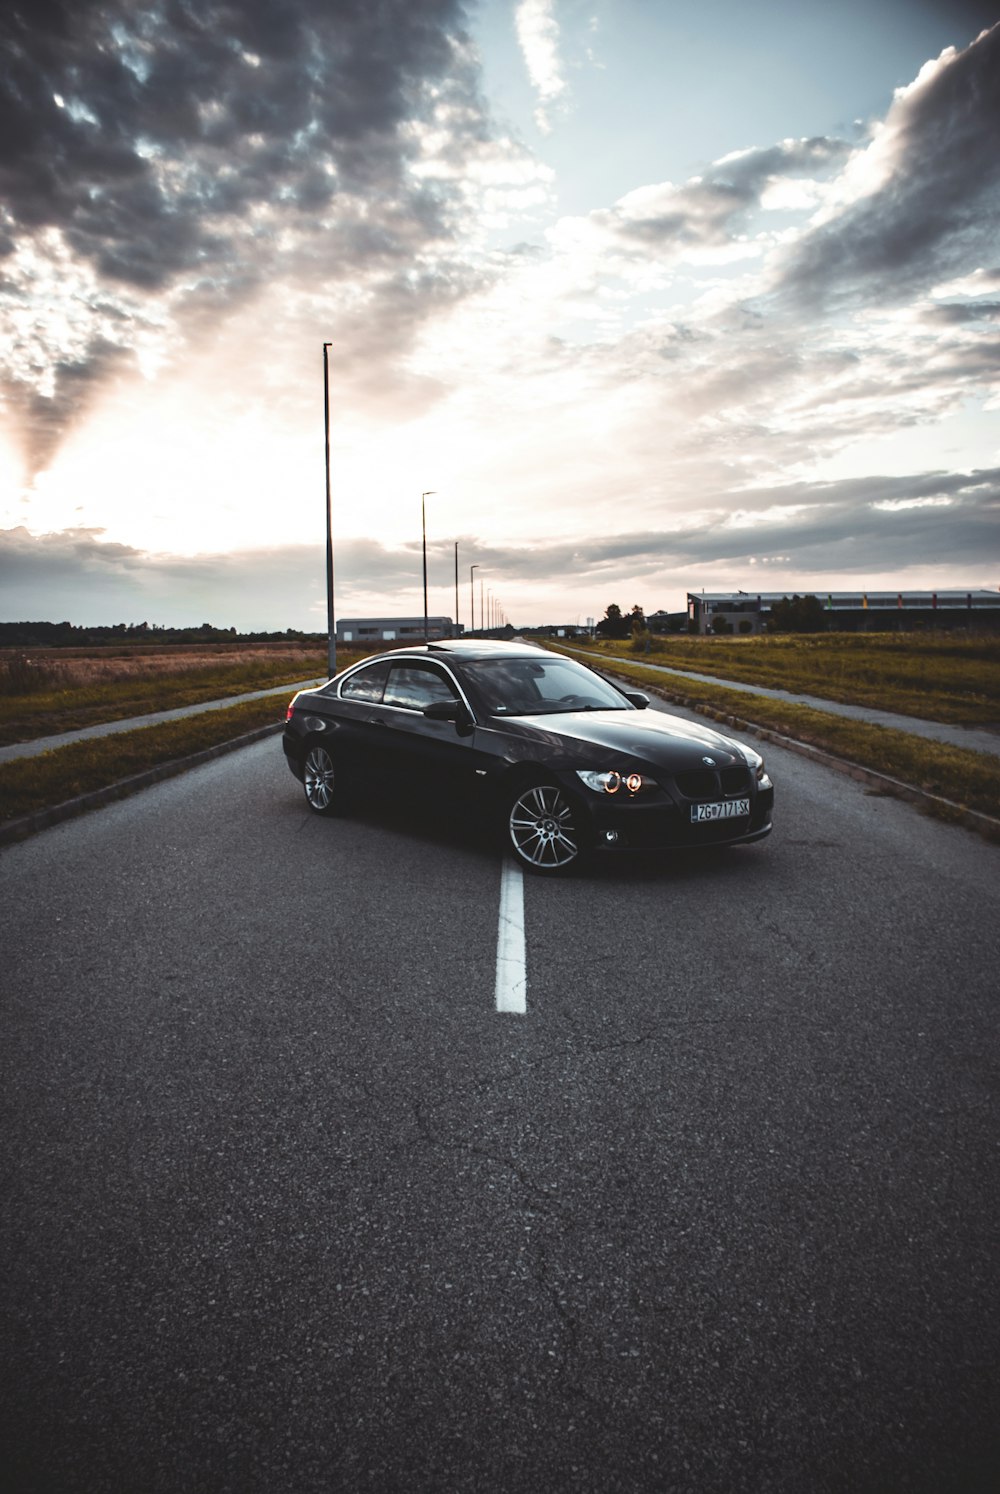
[507,783,580,872]
[304,745,336,813]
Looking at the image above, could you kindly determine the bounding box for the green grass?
[0,698,287,824]
[585,632,1000,725]
[558,651,1000,826]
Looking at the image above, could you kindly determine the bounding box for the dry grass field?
[0,644,336,745]
[0,643,325,694]
[589,631,1000,726]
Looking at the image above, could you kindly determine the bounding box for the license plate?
[691,798,750,823]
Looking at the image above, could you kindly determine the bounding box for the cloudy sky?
[2,0,999,630]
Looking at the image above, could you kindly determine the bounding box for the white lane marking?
[495,859,527,1014]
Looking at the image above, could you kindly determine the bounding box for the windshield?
[461,656,629,716]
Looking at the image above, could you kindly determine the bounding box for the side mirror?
[423,699,465,722]
[622,690,649,710]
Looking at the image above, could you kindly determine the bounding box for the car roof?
[364,639,549,665]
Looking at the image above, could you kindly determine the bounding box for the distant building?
[336,616,459,643]
[687,590,1000,635]
[647,609,688,634]
[526,624,591,638]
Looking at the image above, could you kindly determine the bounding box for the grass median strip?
[0,654,328,745]
[584,633,1000,725]
[562,653,1000,825]
[0,697,286,822]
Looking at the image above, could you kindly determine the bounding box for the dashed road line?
[495,859,527,1013]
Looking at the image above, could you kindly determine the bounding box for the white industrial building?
[335,616,459,643]
[687,590,1000,635]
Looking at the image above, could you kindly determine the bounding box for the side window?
[339,660,391,702]
[383,665,458,711]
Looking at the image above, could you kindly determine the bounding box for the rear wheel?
[506,781,583,874]
[303,744,340,815]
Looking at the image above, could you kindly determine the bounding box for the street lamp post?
[421,490,435,640]
[470,564,479,634]
[454,542,459,637]
[322,342,335,679]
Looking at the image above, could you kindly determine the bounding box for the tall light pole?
[470,564,478,634]
[421,490,435,641]
[454,542,459,636]
[323,342,335,678]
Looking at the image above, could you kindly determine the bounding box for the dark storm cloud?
[0,524,148,581]
[0,0,488,469]
[0,0,470,287]
[595,137,851,254]
[923,299,1000,324]
[5,470,996,627]
[0,524,326,628]
[423,471,1000,583]
[0,526,477,628]
[778,23,1000,307]
[6,338,134,476]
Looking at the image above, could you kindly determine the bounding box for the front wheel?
[303,744,340,815]
[506,781,584,874]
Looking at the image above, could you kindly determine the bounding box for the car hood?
[495,708,750,770]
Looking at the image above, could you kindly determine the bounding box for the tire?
[302,743,340,815]
[505,780,584,875]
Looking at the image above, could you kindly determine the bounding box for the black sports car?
[283,639,773,874]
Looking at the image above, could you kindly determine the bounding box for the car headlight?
[576,769,654,795]
[742,747,771,789]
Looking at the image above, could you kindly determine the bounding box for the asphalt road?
[2,707,998,1493]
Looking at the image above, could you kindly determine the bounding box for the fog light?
[604,829,619,844]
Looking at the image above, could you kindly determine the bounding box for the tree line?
[596,595,830,636]
[0,621,325,647]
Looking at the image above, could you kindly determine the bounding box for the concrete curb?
[644,685,1000,845]
[0,676,327,766]
[0,722,284,849]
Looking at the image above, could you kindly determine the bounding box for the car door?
[373,661,479,803]
[318,657,393,787]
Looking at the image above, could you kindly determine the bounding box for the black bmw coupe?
[283,639,773,874]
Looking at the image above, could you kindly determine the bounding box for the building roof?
[689,589,998,607]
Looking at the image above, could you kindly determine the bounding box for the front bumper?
[561,773,774,852]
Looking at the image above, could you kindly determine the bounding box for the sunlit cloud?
[1,3,998,627]
[515,0,569,133]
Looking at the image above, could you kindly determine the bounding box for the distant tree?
[768,594,827,633]
[629,604,645,633]
[596,603,630,639]
[711,614,733,635]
